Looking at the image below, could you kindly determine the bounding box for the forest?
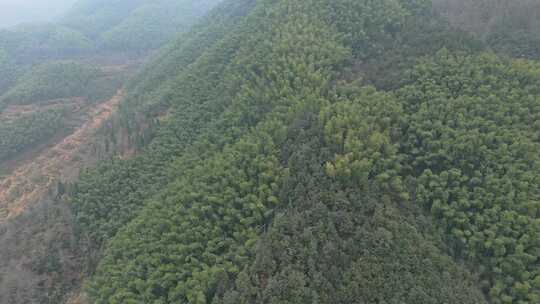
[0,0,539,304]
[1,62,101,105]
[0,107,68,162]
[0,0,220,169]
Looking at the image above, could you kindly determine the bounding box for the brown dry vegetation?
[0,90,123,222]
[0,58,139,304]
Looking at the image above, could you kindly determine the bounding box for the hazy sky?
[0,0,77,28]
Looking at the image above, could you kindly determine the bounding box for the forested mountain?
[0,0,222,96]
[61,0,222,51]
[0,1,222,303]
[1,0,539,304]
[66,0,539,303]
[0,0,221,169]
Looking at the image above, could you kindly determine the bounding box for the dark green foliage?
[485,1,540,59]
[72,1,491,303]
[118,0,257,135]
[399,50,540,303]
[1,62,101,105]
[0,107,68,161]
[0,1,238,304]
[221,86,486,304]
[67,1,540,304]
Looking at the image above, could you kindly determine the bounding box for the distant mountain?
[0,0,77,28]
[62,0,222,51]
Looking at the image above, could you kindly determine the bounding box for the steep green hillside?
[398,51,540,303]
[0,1,231,304]
[69,0,540,303]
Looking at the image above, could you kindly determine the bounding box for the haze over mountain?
[0,0,77,28]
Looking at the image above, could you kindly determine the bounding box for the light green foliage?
[322,87,404,193]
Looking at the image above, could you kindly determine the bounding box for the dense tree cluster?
[0,107,68,161]
[1,0,536,303]
[0,1,236,304]
[72,0,259,253]
[399,50,540,303]
[69,1,539,303]
[220,86,486,304]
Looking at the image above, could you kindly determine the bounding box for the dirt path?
[0,90,124,221]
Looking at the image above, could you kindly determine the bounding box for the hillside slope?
[1,1,539,304]
[69,0,539,303]
[0,1,225,304]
